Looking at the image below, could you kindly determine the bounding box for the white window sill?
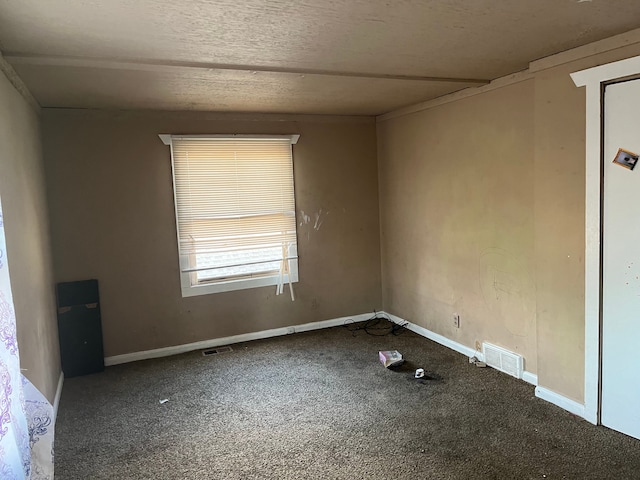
[180,272,299,297]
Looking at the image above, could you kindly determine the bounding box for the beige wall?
[42,110,382,357]
[377,81,537,373]
[0,70,60,402]
[378,42,640,403]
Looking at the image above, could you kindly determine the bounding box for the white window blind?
[164,135,299,297]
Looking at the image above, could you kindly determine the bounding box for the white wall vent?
[482,342,523,379]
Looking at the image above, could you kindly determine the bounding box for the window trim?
[159,134,300,145]
[160,133,300,297]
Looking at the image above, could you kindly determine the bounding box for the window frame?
[160,134,300,298]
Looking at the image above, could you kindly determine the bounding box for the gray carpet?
[55,320,640,479]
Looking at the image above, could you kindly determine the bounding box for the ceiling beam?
[378,70,533,122]
[4,53,491,85]
[0,52,40,112]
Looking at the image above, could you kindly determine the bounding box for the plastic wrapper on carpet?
[378,350,404,368]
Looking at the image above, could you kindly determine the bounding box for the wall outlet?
[453,313,460,328]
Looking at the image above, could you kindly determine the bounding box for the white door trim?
[571,55,640,425]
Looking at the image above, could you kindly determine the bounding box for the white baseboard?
[383,312,591,420]
[522,371,539,386]
[104,313,373,366]
[383,312,538,386]
[103,309,588,420]
[535,386,586,418]
[385,312,480,359]
[53,371,64,423]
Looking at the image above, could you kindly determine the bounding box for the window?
[160,134,300,297]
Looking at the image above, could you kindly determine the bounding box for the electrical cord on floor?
[344,311,408,336]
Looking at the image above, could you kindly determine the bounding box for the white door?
[601,78,640,439]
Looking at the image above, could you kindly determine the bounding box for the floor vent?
[202,346,233,356]
[482,342,523,379]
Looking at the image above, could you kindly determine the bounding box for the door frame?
[572,55,640,425]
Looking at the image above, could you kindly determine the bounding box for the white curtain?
[0,199,55,479]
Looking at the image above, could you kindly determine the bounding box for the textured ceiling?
[1,0,640,114]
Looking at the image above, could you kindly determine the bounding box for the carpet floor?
[55,320,640,479]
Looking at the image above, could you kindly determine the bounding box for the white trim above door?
[571,55,640,426]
